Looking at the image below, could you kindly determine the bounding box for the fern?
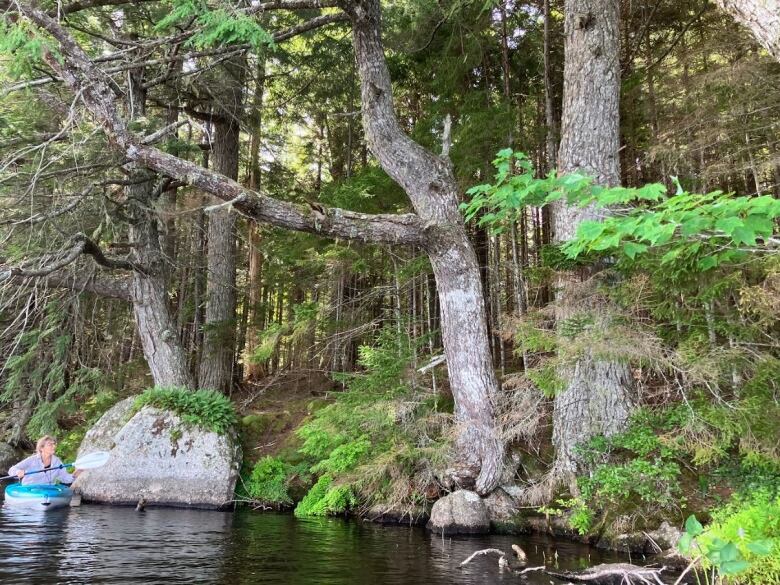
[134,387,237,434]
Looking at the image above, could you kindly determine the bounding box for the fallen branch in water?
[517,565,545,575]
[459,548,543,575]
[459,548,507,567]
[546,562,667,584]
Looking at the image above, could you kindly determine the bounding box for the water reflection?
[0,499,660,585]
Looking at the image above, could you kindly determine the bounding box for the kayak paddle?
[1,450,110,480]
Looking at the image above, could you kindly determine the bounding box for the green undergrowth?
[677,489,780,584]
[554,381,780,536]
[57,390,121,462]
[243,328,451,517]
[134,386,237,435]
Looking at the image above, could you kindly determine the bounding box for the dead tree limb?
[459,548,507,567]
[14,2,425,247]
[545,563,667,585]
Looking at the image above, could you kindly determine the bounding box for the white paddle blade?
[72,451,110,470]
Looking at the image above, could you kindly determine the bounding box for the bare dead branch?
[546,563,667,584]
[5,11,347,95]
[459,548,507,567]
[0,185,93,226]
[140,119,189,145]
[1,233,141,282]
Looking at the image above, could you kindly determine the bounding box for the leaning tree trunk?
[551,0,635,482]
[343,0,503,493]
[198,57,244,393]
[714,0,780,62]
[127,69,194,389]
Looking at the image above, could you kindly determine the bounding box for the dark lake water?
[0,499,662,585]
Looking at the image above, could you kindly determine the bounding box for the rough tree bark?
[543,0,558,169]
[714,0,780,62]
[126,68,195,389]
[198,57,244,393]
[19,0,503,494]
[340,0,503,493]
[551,0,635,481]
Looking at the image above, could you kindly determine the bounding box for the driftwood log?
[546,563,667,585]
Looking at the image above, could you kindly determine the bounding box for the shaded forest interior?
[0,2,779,581]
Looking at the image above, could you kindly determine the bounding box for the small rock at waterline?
[426,490,490,535]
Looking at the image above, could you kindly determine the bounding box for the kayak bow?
[4,483,73,510]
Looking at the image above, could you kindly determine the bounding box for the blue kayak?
[4,484,73,510]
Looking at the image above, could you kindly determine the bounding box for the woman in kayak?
[8,436,82,485]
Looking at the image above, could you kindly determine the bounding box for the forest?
[0,0,778,583]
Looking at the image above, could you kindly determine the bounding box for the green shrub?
[699,491,780,584]
[294,475,356,517]
[678,492,779,584]
[247,456,292,506]
[134,387,237,434]
[552,408,686,531]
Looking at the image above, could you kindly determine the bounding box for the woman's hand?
[16,470,24,479]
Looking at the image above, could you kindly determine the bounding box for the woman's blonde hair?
[36,435,57,454]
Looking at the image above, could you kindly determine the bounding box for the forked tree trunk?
[551,0,635,480]
[343,0,503,493]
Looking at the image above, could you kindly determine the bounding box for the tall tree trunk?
[245,58,266,381]
[198,57,244,393]
[551,0,635,482]
[714,0,780,62]
[343,0,503,493]
[127,70,194,389]
[543,0,558,169]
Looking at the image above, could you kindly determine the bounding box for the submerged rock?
[74,399,241,509]
[427,490,490,535]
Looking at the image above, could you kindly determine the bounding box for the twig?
[459,548,506,567]
[672,557,700,585]
[516,566,545,575]
[203,194,247,214]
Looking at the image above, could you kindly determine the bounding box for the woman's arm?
[7,454,36,477]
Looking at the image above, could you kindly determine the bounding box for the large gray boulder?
[426,490,490,535]
[79,397,136,453]
[74,398,241,509]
